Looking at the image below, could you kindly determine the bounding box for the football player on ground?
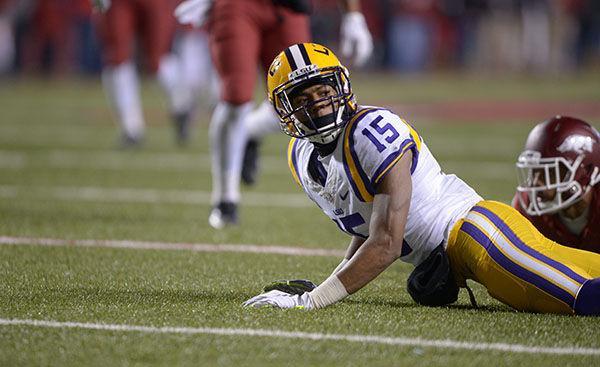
[513,116,599,253]
[243,43,600,315]
[93,0,197,147]
[175,0,373,229]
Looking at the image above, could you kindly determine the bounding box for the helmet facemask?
[273,66,354,144]
[516,150,587,215]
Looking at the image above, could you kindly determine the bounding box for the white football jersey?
[287,107,483,266]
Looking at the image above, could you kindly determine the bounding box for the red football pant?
[95,0,176,73]
[208,0,310,104]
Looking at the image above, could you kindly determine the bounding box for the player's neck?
[313,138,338,157]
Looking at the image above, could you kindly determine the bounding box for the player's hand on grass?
[243,279,317,309]
[243,290,314,309]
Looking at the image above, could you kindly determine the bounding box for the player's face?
[530,164,577,205]
[530,168,558,202]
[290,84,338,124]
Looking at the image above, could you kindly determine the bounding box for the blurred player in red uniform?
[0,0,16,74]
[21,0,75,75]
[175,0,373,228]
[93,0,195,146]
[513,116,600,253]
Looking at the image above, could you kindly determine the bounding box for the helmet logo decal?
[269,57,282,77]
[312,45,330,55]
[557,135,595,154]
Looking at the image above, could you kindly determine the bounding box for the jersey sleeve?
[341,108,422,202]
[287,138,302,187]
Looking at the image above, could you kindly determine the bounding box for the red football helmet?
[516,116,600,216]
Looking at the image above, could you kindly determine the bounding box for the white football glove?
[242,290,314,309]
[174,0,213,27]
[92,0,111,13]
[340,11,373,68]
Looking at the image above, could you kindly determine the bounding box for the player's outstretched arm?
[243,152,412,310]
[334,151,411,295]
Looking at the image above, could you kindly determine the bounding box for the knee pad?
[574,278,600,316]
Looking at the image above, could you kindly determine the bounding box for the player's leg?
[240,7,311,185]
[206,0,260,228]
[525,224,600,315]
[166,27,220,143]
[240,100,279,185]
[140,0,194,145]
[96,0,144,147]
[177,27,219,111]
[540,239,600,278]
[447,200,600,315]
[170,26,219,120]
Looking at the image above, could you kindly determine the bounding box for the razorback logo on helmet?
[557,135,595,154]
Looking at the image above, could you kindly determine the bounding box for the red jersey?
[512,187,600,253]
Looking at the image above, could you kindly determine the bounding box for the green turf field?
[0,73,599,366]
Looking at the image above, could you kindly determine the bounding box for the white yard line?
[0,152,25,168]
[1,318,598,356]
[0,150,285,172]
[0,236,345,257]
[0,185,312,208]
[0,149,513,178]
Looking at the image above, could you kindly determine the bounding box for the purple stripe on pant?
[460,221,576,308]
[471,206,587,285]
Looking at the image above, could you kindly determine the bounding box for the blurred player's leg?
[0,15,13,75]
[241,100,280,185]
[208,101,252,228]
[95,0,144,146]
[141,0,196,145]
[102,61,144,145]
[239,6,311,186]
[156,53,192,144]
[162,27,219,145]
[207,0,264,228]
[178,28,218,110]
[246,100,281,139]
